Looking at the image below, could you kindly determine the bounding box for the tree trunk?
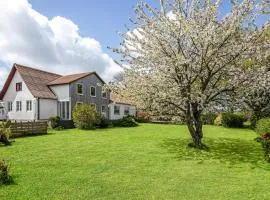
[186,103,204,149]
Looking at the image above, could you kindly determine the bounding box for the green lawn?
[0,124,270,200]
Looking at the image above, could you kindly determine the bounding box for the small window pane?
[114,106,120,115]
[90,86,96,97]
[66,101,70,120]
[77,84,83,94]
[61,102,65,119]
[16,82,22,91]
[8,102,12,112]
[124,107,130,115]
[101,105,106,113]
[16,101,22,111]
[26,101,32,111]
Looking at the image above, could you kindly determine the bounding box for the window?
[90,103,96,110]
[101,105,106,113]
[114,105,120,115]
[8,102,12,112]
[90,86,96,97]
[102,88,107,99]
[59,101,70,120]
[16,82,22,91]
[124,107,130,115]
[16,101,22,112]
[77,84,83,95]
[76,102,83,106]
[26,100,32,111]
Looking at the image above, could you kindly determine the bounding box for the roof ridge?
[14,63,62,77]
[61,72,93,76]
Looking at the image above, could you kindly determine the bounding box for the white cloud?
[0,0,121,89]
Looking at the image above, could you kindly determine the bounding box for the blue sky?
[29,0,268,58]
[29,0,160,57]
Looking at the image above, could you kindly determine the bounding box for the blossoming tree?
[111,0,269,148]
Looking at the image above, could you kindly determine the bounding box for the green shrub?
[0,121,11,146]
[72,104,101,130]
[221,113,244,128]
[49,116,61,129]
[119,116,138,127]
[135,112,151,123]
[235,111,251,122]
[256,118,270,135]
[0,160,13,185]
[201,113,217,125]
[250,108,270,129]
[99,117,110,128]
[214,114,223,126]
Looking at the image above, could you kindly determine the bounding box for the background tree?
[240,30,270,128]
[110,0,269,148]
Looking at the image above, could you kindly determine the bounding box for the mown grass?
[0,124,269,200]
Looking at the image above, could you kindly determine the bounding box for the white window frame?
[114,105,120,115]
[8,101,13,112]
[26,100,32,111]
[90,103,96,110]
[101,105,106,115]
[90,86,96,97]
[16,101,22,112]
[76,102,83,106]
[76,83,84,95]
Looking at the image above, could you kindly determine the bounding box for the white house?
[109,93,137,120]
[0,63,135,122]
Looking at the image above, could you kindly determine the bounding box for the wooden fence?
[10,121,48,138]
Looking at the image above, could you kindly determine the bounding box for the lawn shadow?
[161,137,270,170]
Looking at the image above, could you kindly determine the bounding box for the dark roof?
[48,72,106,85]
[48,72,92,85]
[0,64,61,100]
[0,63,107,100]
[16,64,62,99]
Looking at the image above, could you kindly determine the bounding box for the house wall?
[50,84,70,101]
[109,103,136,120]
[69,74,110,118]
[3,71,36,121]
[39,99,58,120]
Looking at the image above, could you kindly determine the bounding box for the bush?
[221,113,244,128]
[256,118,270,135]
[119,116,138,127]
[135,112,151,123]
[255,119,270,162]
[250,108,270,129]
[214,114,223,126]
[99,117,110,128]
[0,160,13,185]
[0,121,11,146]
[49,116,61,129]
[72,104,101,130]
[201,113,217,125]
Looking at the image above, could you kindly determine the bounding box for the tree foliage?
[110,0,269,148]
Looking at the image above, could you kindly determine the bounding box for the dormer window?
[16,82,22,91]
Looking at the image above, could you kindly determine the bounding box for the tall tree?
[111,0,269,148]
